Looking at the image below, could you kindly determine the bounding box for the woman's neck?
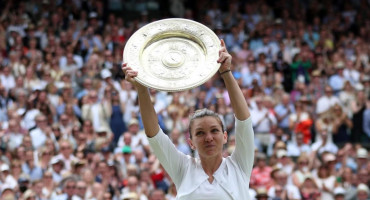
[200,155,223,178]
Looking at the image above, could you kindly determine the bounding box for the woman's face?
[188,116,227,159]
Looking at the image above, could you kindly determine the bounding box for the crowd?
[0,0,369,200]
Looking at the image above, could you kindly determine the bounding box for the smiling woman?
[122,39,254,200]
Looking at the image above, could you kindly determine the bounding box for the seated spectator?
[292,154,312,187]
[268,169,301,200]
[250,153,273,189]
[331,104,352,146]
[299,175,321,200]
[287,133,312,157]
[313,164,336,200]
[316,85,341,115]
[356,183,370,200]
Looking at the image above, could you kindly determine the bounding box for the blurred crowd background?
[0,0,369,200]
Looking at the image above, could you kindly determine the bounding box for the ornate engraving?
[124,18,221,92]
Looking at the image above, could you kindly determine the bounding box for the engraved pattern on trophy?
[142,38,202,81]
[123,18,221,92]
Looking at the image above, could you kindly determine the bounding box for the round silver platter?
[123,18,221,92]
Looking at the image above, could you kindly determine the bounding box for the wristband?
[219,69,231,76]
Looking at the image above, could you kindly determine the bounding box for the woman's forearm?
[136,84,159,137]
[221,71,250,121]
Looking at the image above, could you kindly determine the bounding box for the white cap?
[121,192,139,200]
[96,126,109,133]
[1,184,14,193]
[357,148,368,158]
[128,118,139,126]
[357,183,369,194]
[324,153,336,162]
[0,164,10,171]
[101,69,112,79]
[89,12,98,19]
[276,149,287,158]
[32,84,45,91]
[50,156,63,165]
[333,187,345,196]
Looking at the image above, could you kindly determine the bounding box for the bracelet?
[219,69,231,76]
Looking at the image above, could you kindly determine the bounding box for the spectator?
[81,90,112,133]
[250,153,273,189]
[274,93,295,133]
[292,154,312,188]
[313,164,336,200]
[0,163,17,189]
[333,187,345,200]
[351,90,367,144]
[316,85,341,115]
[356,183,370,200]
[250,96,277,149]
[299,175,321,200]
[121,176,148,200]
[268,169,301,200]
[331,104,353,146]
[169,129,191,155]
[53,177,77,200]
[363,96,370,142]
[148,189,166,200]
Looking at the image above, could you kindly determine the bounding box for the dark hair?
[188,108,224,139]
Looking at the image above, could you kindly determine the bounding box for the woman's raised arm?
[218,39,250,121]
[122,63,159,137]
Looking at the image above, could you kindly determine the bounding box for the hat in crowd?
[32,84,45,92]
[354,83,364,91]
[23,189,36,200]
[335,61,345,69]
[1,163,10,171]
[274,18,283,24]
[89,12,98,19]
[128,118,139,126]
[1,184,14,193]
[276,149,287,158]
[323,153,336,163]
[256,152,267,161]
[96,127,109,133]
[121,192,139,200]
[101,68,112,79]
[50,156,63,165]
[303,174,314,181]
[362,75,370,82]
[18,173,30,183]
[122,145,132,154]
[73,159,86,167]
[255,187,269,198]
[333,187,346,196]
[357,183,369,194]
[356,148,368,158]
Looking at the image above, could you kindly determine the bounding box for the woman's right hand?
[122,63,143,89]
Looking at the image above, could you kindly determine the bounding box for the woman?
[331,104,352,146]
[109,88,127,145]
[313,165,336,200]
[123,40,254,199]
[289,101,312,144]
[292,154,312,187]
[299,175,321,200]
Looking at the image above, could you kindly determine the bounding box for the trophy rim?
[123,18,221,92]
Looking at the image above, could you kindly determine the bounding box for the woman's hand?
[122,63,138,84]
[217,39,232,73]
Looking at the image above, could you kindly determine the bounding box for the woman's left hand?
[217,39,232,73]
